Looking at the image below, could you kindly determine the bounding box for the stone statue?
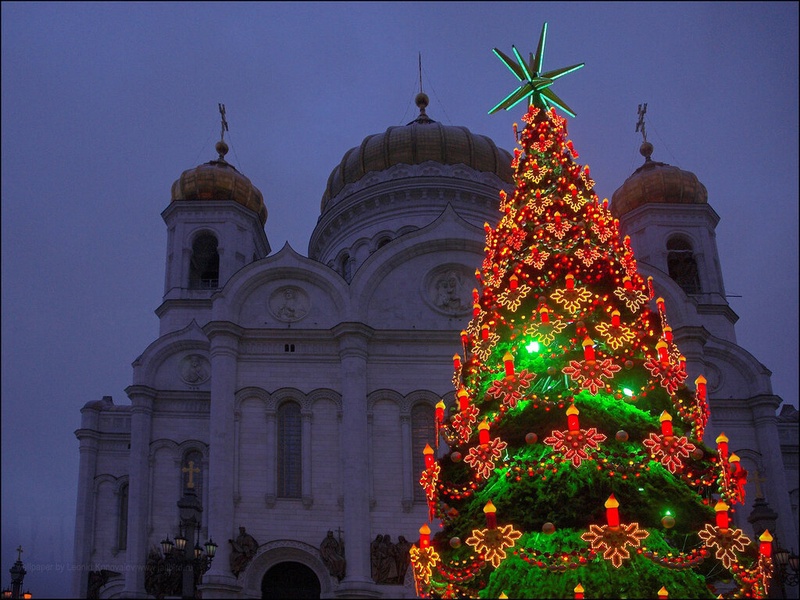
[319,530,346,581]
[229,526,259,578]
[394,535,413,584]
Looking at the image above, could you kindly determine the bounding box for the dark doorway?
[262,561,321,599]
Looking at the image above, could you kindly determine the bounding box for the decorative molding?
[179,353,211,386]
[269,285,310,323]
[423,264,474,316]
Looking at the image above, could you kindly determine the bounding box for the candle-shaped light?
[554,211,562,226]
[611,310,621,328]
[622,276,633,291]
[582,337,596,362]
[663,326,673,343]
[540,305,550,324]
[481,324,490,341]
[759,530,773,558]
[605,494,620,528]
[472,288,480,303]
[503,351,515,377]
[647,276,655,298]
[714,500,730,530]
[483,500,497,529]
[574,584,585,599]
[565,273,575,291]
[509,274,519,290]
[423,444,435,469]
[419,524,431,549]
[457,388,469,411]
[679,355,686,371]
[660,411,674,437]
[658,587,669,599]
[567,405,580,433]
[461,330,468,346]
[473,303,481,318]
[453,354,462,371]
[656,297,666,313]
[435,400,445,424]
[729,453,744,477]
[656,340,669,363]
[716,432,729,462]
[695,375,707,401]
[478,420,490,446]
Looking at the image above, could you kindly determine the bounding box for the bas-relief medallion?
[424,265,473,316]
[179,354,210,385]
[269,286,310,323]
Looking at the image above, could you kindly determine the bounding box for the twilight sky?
[1,2,797,596]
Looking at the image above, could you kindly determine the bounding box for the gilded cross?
[182,460,200,489]
[636,102,648,142]
[16,545,23,561]
[218,103,228,142]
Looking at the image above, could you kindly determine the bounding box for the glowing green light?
[623,388,634,397]
[638,487,645,492]
[664,510,672,516]
[526,340,540,353]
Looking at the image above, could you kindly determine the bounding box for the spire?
[408,53,434,125]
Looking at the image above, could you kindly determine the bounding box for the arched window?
[189,233,220,289]
[117,482,128,551]
[182,450,204,499]
[411,404,435,502]
[667,237,701,295]
[278,402,302,498]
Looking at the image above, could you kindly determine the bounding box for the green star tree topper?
[410,23,772,599]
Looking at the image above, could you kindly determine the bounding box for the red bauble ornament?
[691,447,704,460]
[451,451,462,462]
[547,366,558,376]
[624,360,634,370]
[662,515,676,529]
[449,537,462,548]
[542,522,556,535]
[616,430,629,442]
[525,432,538,444]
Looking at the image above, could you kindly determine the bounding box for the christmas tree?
[410,24,772,599]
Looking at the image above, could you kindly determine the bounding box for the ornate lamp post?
[146,470,217,599]
[773,548,799,589]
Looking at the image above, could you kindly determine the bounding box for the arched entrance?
[261,561,321,599]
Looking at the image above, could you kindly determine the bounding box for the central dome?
[320,93,513,212]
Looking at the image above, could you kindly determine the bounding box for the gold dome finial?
[216,103,229,161]
[636,103,653,162]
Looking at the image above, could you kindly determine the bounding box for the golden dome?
[321,93,514,212]
[171,141,267,225]
[611,142,707,218]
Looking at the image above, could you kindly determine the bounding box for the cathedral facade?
[72,95,798,598]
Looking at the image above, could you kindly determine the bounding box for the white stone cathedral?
[73,95,798,599]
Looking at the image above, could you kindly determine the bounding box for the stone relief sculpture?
[370,534,412,584]
[270,286,309,322]
[229,526,259,578]
[179,354,210,385]
[319,530,346,581]
[425,266,472,315]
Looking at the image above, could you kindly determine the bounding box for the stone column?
[199,322,242,597]
[302,408,314,508]
[72,403,101,599]
[123,386,156,598]
[332,323,378,598]
[749,395,796,550]
[400,414,413,512]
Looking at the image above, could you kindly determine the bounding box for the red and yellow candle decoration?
[728,453,748,504]
[465,501,522,568]
[581,495,649,567]
[410,523,440,590]
[643,412,696,473]
[698,500,752,569]
[544,405,606,467]
[574,583,585,599]
[658,587,669,599]
[434,400,445,448]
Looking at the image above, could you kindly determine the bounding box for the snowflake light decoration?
[594,320,636,351]
[543,427,607,467]
[451,404,480,443]
[473,331,500,362]
[523,246,550,269]
[644,356,687,395]
[465,524,522,568]
[498,283,532,311]
[545,214,572,239]
[581,522,650,568]
[613,285,648,312]
[464,437,508,480]
[642,432,696,473]
[698,524,751,569]
[524,317,567,345]
[486,370,536,409]
[410,545,440,585]
[574,242,601,267]
[562,357,621,394]
[550,284,593,314]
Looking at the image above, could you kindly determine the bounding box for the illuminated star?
[490,22,584,116]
